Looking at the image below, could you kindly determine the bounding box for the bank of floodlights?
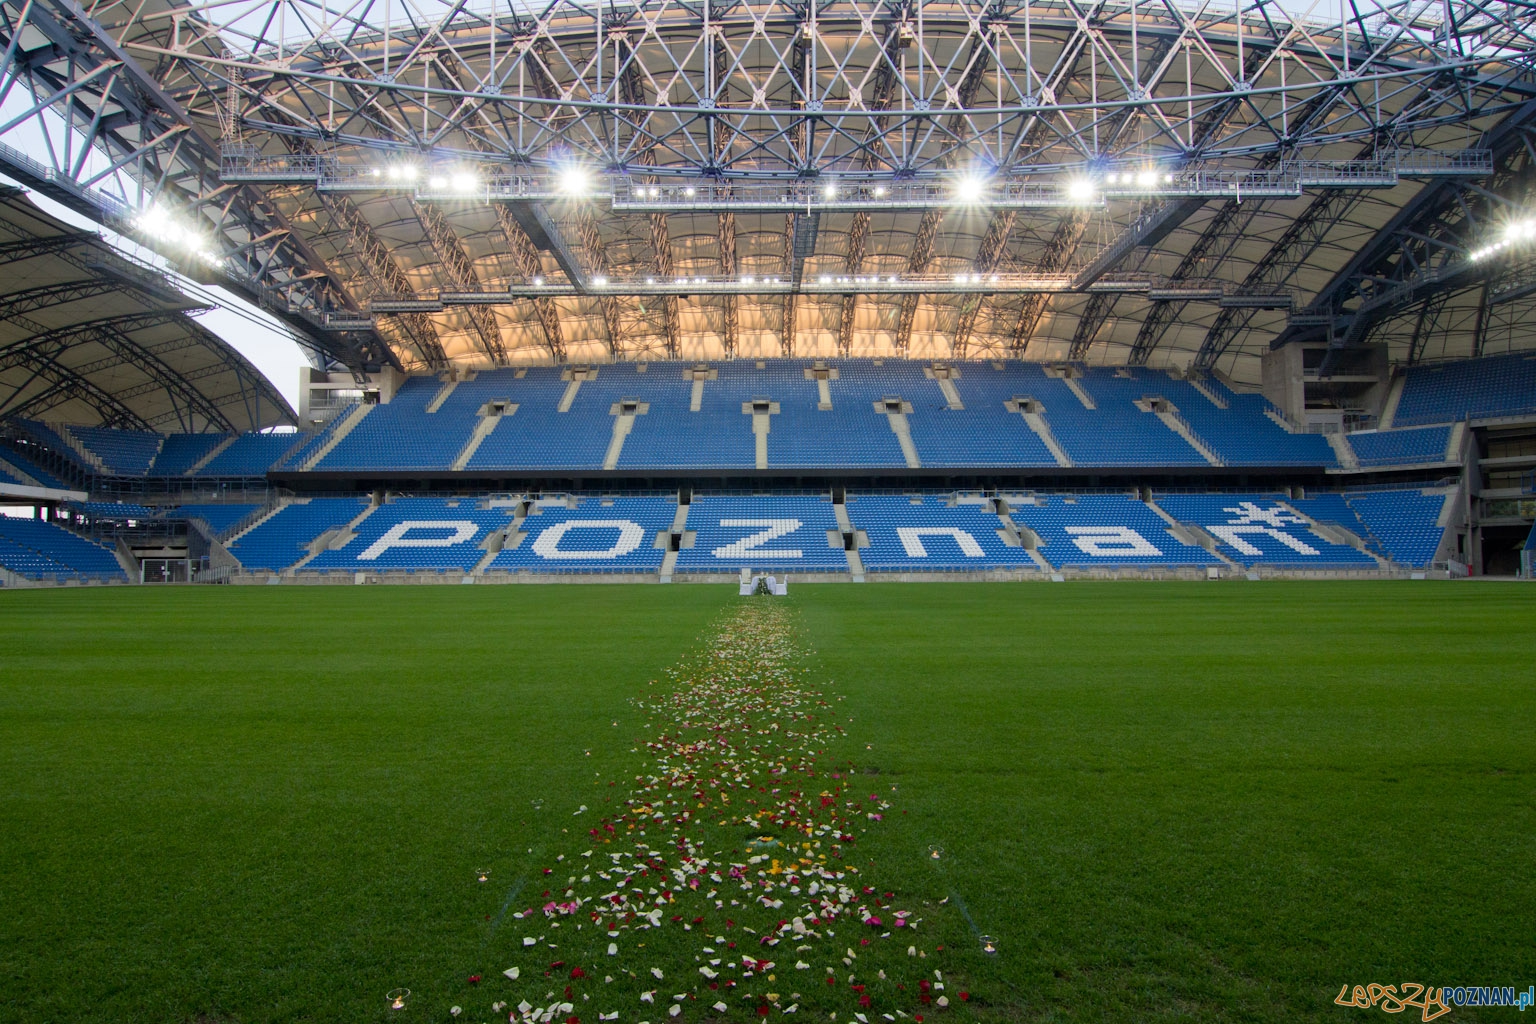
[133,204,223,266]
[1470,218,1536,262]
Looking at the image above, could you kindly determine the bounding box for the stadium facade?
[1,0,1535,582]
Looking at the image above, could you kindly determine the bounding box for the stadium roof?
[2,0,1536,384]
[0,188,294,432]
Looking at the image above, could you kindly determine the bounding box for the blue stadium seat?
[1154,493,1377,568]
[151,433,230,476]
[197,433,300,476]
[491,496,677,573]
[0,517,126,580]
[1344,490,1447,567]
[307,497,517,572]
[1347,426,1452,467]
[848,495,1039,571]
[1009,493,1219,569]
[225,498,370,571]
[675,495,846,573]
[1394,352,1536,426]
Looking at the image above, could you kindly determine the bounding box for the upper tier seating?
[0,517,126,580]
[913,364,1059,467]
[1178,378,1337,466]
[1347,425,1453,467]
[321,377,483,470]
[197,432,299,476]
[617,364,756,470]
[150,433,228,476]
[675,495,846,573]
[490,496,677,573]
[225,498,369,571]
[1343,489,1447,567]
[71,427,163,475]
[1008,493,1219,569]
[307,497,516,572]
[1154,493,1377,568]
[767,361,916,468]
[1013,368,1196,466]
[173,504,263,538]
[848,495,1038,571]
[1394,352,1536,426]
[466,368,615,470]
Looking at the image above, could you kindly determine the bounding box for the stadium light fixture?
[873,185,887,197]
[1066,178,1096,204]
[559,165,592,196]
[955,176,986,204]
[1470,217,1536,261]
[592,275,609,288]
[823,182,838,199]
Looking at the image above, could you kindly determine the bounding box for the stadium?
[0,0,1534,1019]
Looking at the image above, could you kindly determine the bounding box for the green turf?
[0,582,1532,1023]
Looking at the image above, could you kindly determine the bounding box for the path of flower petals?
[456,601,970,1024]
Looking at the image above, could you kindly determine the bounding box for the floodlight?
[684,186,696,197]
[450,173,478,192]
[559,166,591,196]
[823,182,838,199]
[592,275,609,287]
[874,185,887,197]
[1066,178,1096,203]
[1136,170,1157,187]
[955,176,986,204]
[429,176,447,189]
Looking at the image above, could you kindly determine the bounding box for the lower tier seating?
[1009,493,1219,570]
[0,517,126,581]
[675,495,846,573]
[492,497,676,573]
[1155,493,1378,568]
[847,495,1040,571]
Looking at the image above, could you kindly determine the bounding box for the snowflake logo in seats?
[1221,501,1307,527]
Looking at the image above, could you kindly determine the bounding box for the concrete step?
[1062,377,1097,410]
[184,433,239,476]
[1327,432,1360,470]
[1019,407,1072,466]
[1445,421,1466,461]
[934,376,964,410]
[455,408,510,470]
[1378,372,1406,430]
[300,403,372,470]
[884,410,921,468]
[1152,403,1223,465]
[225,499,294,544]
[54,423,108,473]
[426,378,459,412]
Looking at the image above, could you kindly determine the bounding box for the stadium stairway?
[53,424,109,474]
[879,399,922,468]
[1016,402,1073,467]
[183,434,239,475]
[1277,499,1388,568]
[0,453,42,488]
[288,499,381,573]
[658,500,690,582]
[299,404,372,470]
[454,405,512,470]
[1149,400,1223,466]
[1327,433,1360,470]
[1144,497,1239,569]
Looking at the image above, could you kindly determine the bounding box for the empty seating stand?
[848,495,1039,572]
[1155,493,1377,569]
[1344,490,1447,567]
[1394,352,1536,426]
[225,498,369,572]
[1009,493,1219,570]
[491,496,677,574]
[0,517,126,581]
[1347,426,1452,466]
[675,495,846,574]
[306,497,516,573]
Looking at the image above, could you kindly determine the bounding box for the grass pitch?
[0,581,1532,1023]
